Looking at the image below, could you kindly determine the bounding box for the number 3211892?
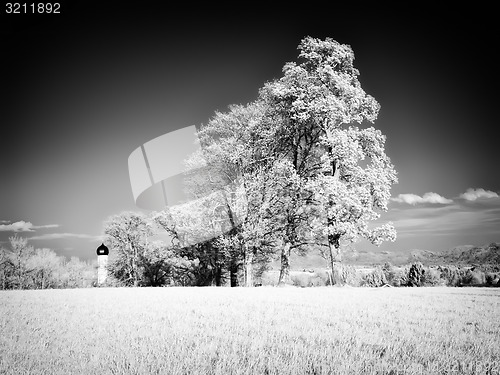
[5,3,61,13]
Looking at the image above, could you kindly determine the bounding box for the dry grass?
[1,287,499,374]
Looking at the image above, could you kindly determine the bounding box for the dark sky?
[1,4,499,261]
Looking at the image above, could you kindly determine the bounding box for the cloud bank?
[28,233,101,241]
[392,188,499,206]
[460,188,499,201]
[392,192,453,205]
[0,221,59,232]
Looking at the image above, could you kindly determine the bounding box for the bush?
[437,266,489,287]
[438,266,463,286]
[314,270,332,286]
[260,271,279,286]
[361,267,387,287]
[391,266,409,287]
[462,269,485,285]
[291,272,313,287]
[423,267,444,286]
[485,273,495,286]
[381,262,396,285]
[313,265,361,287]
[407,262,425,287]
[308,275,325,287]
[335,264,362,286]
[290,270,343,287]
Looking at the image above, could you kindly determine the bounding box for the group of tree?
[0,235,96,289]
[103,211,198,287]
[362,262,500,287]
[103,36,398,287]
[282,262,500,288]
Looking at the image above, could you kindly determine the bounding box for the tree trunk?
[244,246,253,287]
[324,152,343,286]
[323,255,334,286]
[130,242,138,287]
[18,258,23,290]
[214,266,222,287]
[328,233,343,286]
[230,262,239,287]
[278,243,292,285]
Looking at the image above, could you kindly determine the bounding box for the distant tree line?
[0,235,96,290]
[279,262,500,288]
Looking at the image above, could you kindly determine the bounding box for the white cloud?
[35,224,60,230]
[460,188,499,201]
[392,192,453,205]
[28,233,100,241]
[0,221,33,232]
[0,220,59,232]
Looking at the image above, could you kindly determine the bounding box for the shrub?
[290,270,351,287]
[462,269,485,285]
[361,267,387,287]
[335,264,362,287]
[437,266,488,287]
[381,262,396,285]
[485,273,495,286]
[423,267,444,286]
[291,272,312,288]
[315,270,332,286]
[438,266,463,287]
[260,271,279,286]
[391,266,409,287]
[407,262,425,287]
[308,275,325,287]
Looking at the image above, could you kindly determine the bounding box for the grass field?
[1,287,499,374]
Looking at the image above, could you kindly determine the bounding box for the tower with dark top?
[96,243,109,285]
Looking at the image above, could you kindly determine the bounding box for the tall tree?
[104,212,153,286]
[0,245,13,290]
[8,235,35,289]
[261,37,397,283]
[260,158,311,285]
[28,248,62,289]
[61,256,95,288]
[178,102,281,287]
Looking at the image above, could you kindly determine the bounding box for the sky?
[1,4,499,262]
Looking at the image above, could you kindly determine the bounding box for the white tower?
[96,243,109,285]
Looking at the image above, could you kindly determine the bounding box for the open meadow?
[1,286,499,374]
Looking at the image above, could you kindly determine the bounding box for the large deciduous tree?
[9,235,35,289]
[172,102,282,287]
[261,37,397,284]
[104,212,153,286]
[28,248,62,289]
